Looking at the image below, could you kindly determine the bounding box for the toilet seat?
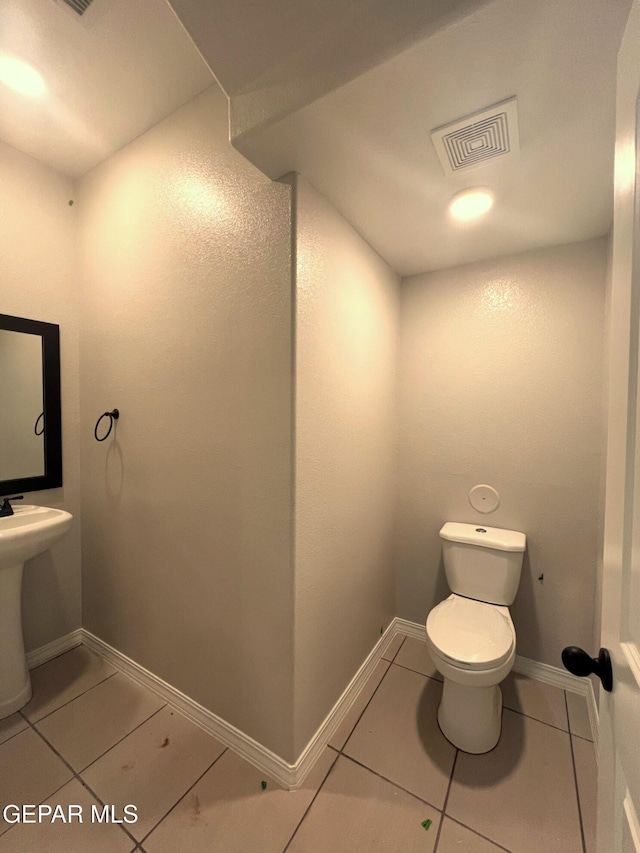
[426,594,514,671]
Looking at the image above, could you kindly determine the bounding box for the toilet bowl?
[426,593,516,753]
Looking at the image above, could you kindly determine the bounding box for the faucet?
[0,496,24,517]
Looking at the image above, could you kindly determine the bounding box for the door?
[599,3,640,850]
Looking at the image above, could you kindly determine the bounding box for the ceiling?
[167,0,495,139]
[0,0,212,177]
[0,0,632,275]
[224,0,632,275]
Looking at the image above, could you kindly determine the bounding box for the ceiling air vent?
[60,0,94,14]
[431,97,519,175]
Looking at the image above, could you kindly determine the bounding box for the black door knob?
[562,646,613,692]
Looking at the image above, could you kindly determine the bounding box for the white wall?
[292,175,399,755]
[76,86,297,760]
[0,140,81,650]
[397,238,607,667]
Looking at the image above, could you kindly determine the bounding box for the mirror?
[0,314,62,497]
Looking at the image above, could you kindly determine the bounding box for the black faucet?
[0,496,24,517]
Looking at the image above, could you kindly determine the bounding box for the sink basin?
[0,504,73,569]
[0,504,73,718]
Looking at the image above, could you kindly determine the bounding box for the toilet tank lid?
[439,522,526,552]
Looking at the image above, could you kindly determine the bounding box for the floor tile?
[447,708,583,853]
[343,663,455,808]
[0,712,28,745]
[0,778,135,852]
[36,672,166,771]
[287,755,440,853]
[572,735,597,853]
[0,728,73,836]
[22,647,117,723]
[437,817,509,852]
[82,705,226,841]
[501,672,568,730]
[381,633,405,662]
[566,691,593,740]
[393,636,442,681]
[144,747,336,853]
[329,660,390,750]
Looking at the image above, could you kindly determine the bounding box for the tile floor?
[0,636,597,852]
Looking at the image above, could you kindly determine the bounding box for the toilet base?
[438,678,503,754]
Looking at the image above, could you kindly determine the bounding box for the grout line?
[565,691,588,853]
[571,732,595,744]
[76,704,167,773]
[565,691,594,741]
[441,814,513,852]
[281,748,340,852]
[138,748,228,845]
[0,720,31,748]
[433,748,458,852]
[18,716,141,850]
[500,703,571,736]
[22,670,119,725]
[339,661,395,753]
[390,659,443,683]
[337,751,444,814]
[381,635,406,664]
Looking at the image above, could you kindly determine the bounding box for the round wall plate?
[469,484,500,513]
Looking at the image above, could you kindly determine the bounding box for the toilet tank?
[439,522,526,606]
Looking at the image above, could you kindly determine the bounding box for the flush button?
[469,484,500,513]
[476,528,487,533]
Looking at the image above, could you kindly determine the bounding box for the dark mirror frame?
[0,313,62,497]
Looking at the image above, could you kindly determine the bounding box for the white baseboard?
[80,624,403,790]
[24,618,599,785]
[80,629,300,789]
[25,624,398,789]
[291,621,401,786]
[392,617,426,641]
[512,654,589,693]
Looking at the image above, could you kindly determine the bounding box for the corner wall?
[292,175,399,755]
[0,140,81,651]
[396,238,607,667]
[76,86,296,760]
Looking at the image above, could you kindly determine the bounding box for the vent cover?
[431,97,519,175]
[60,0,94,14]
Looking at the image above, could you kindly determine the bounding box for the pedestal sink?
[0,505,73,719]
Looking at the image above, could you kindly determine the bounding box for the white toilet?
[425,522,526,754]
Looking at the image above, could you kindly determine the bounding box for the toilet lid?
[426,595,514,670]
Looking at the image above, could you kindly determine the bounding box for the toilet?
[425,522,526,754]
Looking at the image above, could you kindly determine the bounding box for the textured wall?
[76,86,297,760]
[397,238,607,667]
[0,140,81,650]
[293,175,399,755]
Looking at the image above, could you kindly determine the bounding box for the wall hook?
[94,409,119,442]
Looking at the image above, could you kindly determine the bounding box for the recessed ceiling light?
[0,55,46,98]
[448,188,494,223]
